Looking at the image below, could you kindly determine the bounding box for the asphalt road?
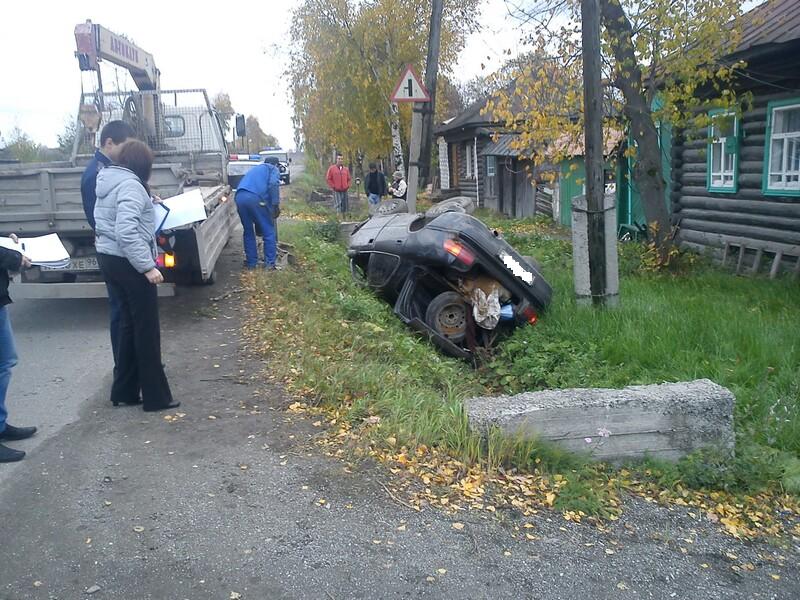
[0,172,797,598]
[0,297,113,487]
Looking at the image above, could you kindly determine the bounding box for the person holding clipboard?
[94,140,178,412]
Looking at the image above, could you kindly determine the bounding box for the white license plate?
[499,251,534,285]
[42,256,99,272]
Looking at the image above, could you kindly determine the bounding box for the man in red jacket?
[325,154,351,214]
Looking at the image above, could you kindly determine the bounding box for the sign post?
[391,65,431,214]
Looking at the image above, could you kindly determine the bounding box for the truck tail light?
[443,239,475,266]
[156,252,176,268]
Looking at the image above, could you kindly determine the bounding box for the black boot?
[0,424,38,441]
[0,443,25,463]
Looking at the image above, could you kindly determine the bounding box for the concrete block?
[465,379,735,462]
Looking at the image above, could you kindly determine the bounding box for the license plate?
[499,251,534,285]
[41,256,99,272]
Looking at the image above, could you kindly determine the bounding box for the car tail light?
[521,306,539,325]
[164,252,176,268]
[443,239,475,266]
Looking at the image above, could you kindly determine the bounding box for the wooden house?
[671,0,800,276]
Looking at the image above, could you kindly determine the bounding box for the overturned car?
[347,211,552,360]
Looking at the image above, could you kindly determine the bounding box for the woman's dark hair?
[116,139,154,193]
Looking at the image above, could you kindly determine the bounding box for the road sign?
[390,65,431,103]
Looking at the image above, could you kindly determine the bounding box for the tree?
[213,92,236,138]
[288,0,480,173]
[56,117,78,158]
[244,115,279,152]
[435,75,465,121]
[491,0,744,254]
[2,127,46,163]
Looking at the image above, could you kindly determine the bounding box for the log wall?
[672,87,800,272]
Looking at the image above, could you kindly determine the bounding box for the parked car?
[348,212,552,360]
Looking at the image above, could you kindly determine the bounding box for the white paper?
[0,233,70,268]
[159,189,207,230]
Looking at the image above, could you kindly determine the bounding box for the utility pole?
[580,0,611,305]
[419,0,443,188]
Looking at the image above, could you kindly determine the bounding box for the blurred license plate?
[42,256,99,272]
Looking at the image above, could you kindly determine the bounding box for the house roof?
[481,134,520,157]
[734,0,800,56]
[435,97,496,134]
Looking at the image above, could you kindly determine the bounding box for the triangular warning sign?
[390,65,431,103]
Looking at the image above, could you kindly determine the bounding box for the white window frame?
[465,142,473,179]
[708,111,738,192]
[486,156,496,196]
[765,102,800,194]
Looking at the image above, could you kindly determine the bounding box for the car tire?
[377,198,408,215]
[425,291,468,343]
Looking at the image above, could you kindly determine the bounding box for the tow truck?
[0,21,237,297]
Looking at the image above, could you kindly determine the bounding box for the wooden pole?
[407,103,424,213]
[581,0,607,304]
[419,0,443,187]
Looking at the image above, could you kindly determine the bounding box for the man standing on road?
[364,162,387,214]
[235,156,281,269]
[81,120,135,374]
[326,154,351,215]
[0,238,35,463]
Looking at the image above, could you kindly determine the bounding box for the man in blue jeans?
[0,240,36,463]
[81,121,135,377]
[235,156,281,269]
[364,162,387,214]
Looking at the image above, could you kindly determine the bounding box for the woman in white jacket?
[94,140,177,412]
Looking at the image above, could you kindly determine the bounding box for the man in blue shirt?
[235,156,281,269]
[80,121,135,394]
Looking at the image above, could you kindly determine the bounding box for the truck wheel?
[425,291,468,343]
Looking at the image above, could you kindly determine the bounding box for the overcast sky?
[0,0,521,150]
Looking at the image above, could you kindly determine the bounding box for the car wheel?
[425,196,475,218]
[425,291,468,343]
[377,198,408,215]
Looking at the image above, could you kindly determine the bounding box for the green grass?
[478,216,800,457]
[251,190,800,509]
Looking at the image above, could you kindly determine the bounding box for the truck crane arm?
[74,21,160,91]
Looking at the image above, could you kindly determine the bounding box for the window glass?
[766,103,800,192]
[163,115,186,138]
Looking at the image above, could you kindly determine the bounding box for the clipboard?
[153,203,171,235]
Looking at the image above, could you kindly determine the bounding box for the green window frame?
[707,109,739,193]
[763,98,800,197]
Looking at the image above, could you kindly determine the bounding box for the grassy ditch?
[243,197,800,536]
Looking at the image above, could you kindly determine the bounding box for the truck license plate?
[41,256,99,272]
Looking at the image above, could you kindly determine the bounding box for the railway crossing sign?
[390,65,431,103]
